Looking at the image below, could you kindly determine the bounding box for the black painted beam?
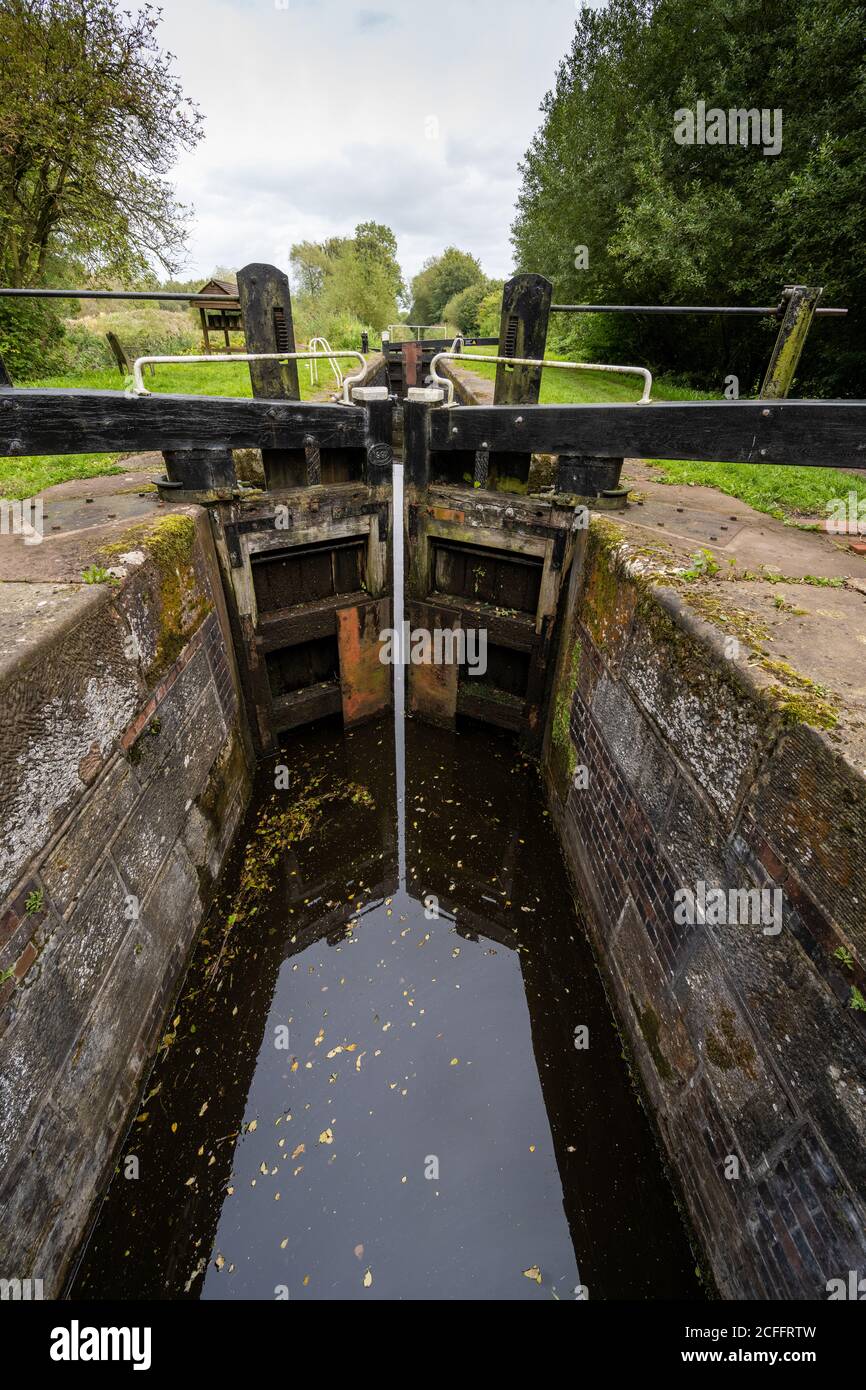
[431,400,866,469]
[0,390,367,457]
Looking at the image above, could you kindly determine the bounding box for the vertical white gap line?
[392,460,407,891]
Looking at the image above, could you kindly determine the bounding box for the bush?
[443,279,504,336]
[476,287,503,337]
[0,297,67,380]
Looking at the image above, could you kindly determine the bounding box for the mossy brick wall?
[0,509,252,1295]
[544,519,866,1300]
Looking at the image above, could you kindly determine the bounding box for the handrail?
[429,351,653,406]
[307,337,345,388]
[130,350,366,402]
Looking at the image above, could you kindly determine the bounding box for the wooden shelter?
[197,277,242,353]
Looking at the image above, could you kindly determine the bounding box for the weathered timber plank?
[456,686,526,732]
[271,682,342,732]
[0,390,367,457]
[430,400,866,468]
[337,598,392,727]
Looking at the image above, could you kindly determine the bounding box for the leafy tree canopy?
[512,0,866,394]
[409,247,485,325]
[0,0,204,289]
[290,222,405,332]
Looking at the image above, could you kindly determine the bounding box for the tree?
[0,0,204,288]
[409,247,484,324]
[511,0,866,395]
[291,223,405,333]
[443,278,503,334]
[290,239,350,299]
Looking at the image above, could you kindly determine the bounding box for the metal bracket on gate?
[428,351,653,407]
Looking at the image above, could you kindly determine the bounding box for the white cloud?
[153,0,587,284]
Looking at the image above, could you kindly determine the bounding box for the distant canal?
[71,715,701,1301]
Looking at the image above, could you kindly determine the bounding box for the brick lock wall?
[0,515,252,1295]
[545,522,866,1300]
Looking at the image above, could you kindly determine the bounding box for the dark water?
[70,716,701,1302]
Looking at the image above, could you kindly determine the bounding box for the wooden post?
[494,273,553,405]
[402,340,422,390]
[555,454,623,496]
[106,331,130,379]
[759,285,823,400]
[237,262,304,487]
[199,306,211,354]
[161,447,236,496]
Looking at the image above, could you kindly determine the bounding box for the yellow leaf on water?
[199,1102,208,1117]
[247,1120,258,1132]
[326,1046,343,1059]
[280,1238,288,1249]
[450,1058,459,1066]
[291,1143,305,1160]
[318,1128,334,1145]
[523,1266,542,1285]
[363,1269,373,1288]
[215,1254,225,1270]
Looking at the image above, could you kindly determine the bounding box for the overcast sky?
[155,0,592,289]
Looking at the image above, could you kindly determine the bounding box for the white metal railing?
[428,351,653,407]
[307,336,345,388]
[130,351,367,404]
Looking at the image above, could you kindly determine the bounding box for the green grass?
[0,452,129,500]
[645,458,866,521]
[446,343,708,405]
[451,348,862,520]
[1,356,360,499]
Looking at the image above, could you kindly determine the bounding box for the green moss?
[551,631,581,781]
[100,514,212,681]
[494,474,529,494]
[630,993,674,1082]
[758,657,840,729]
[767,687,839,730]
[683,593,770,646]
[705,1007,757,1079]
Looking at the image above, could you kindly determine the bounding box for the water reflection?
[70,711,699,1302]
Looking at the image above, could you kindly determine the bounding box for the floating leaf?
[523,1266,542,1285]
